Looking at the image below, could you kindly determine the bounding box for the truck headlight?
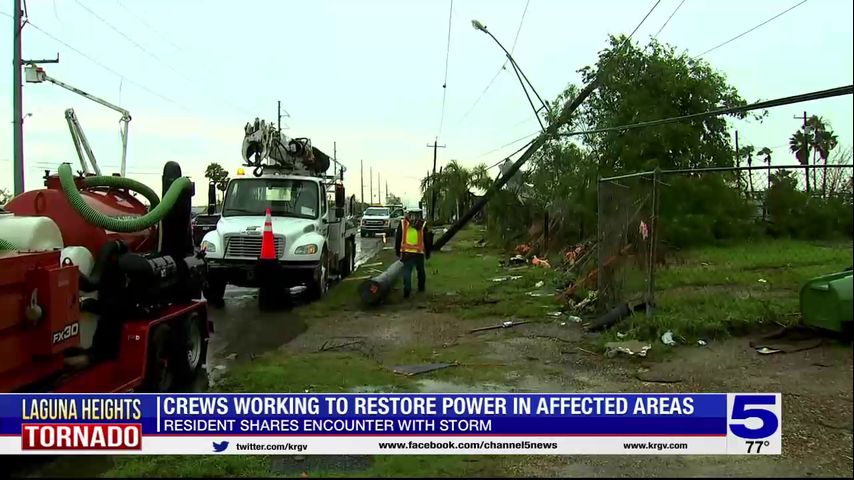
[294,244,318,255]
[200,240,216,253]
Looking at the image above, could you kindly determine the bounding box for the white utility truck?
[200,119,358,305]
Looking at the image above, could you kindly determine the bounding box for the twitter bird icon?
[212,441,229,453]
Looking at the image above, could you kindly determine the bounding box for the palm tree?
[814,125,839,197]
[743,145,756,196]
[758,147,772,191]
[789,130,811,192]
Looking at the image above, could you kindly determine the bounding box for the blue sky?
[2,0,852,206]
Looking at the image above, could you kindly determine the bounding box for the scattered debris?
[604,340,651,358]
[515,244,532,256]
[526,291,552,297]
[560,322,566,326]
[697,339,708,346]
[812,362,833,368]
[509,255,527,266]
[344,275,372,282]
[361,262,383,268]
[445,291,459,296]
[571,290,598,312]
[756,347,782,355]
[534,280,545,288]
[616,332,627,339]
[567,315,583,323]
[491,275,522,283]
[469,320,530,333]
[225,353,238,361]
[390,363,456,376]
[576,347,600,356]
[319,337,367,352]
[758,278,768,283]
[661,330,677,346]
[532,256,551,269]
[639,220,649,241]
[475,238,487,248]
[546,311,563,317]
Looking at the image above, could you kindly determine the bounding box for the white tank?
[0,213,64,251]
[60,246,94,277]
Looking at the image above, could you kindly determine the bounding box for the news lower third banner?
[0,393,781,455]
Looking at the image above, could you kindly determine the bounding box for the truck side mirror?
[335,184,345,208]
[349,195,356,216]
[335,207,345,219]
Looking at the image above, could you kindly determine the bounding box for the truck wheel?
[203,276,226,308]
[308,249,329,299]
[141,324,175,392]
[173,311,207,385]
[341,239,353,277]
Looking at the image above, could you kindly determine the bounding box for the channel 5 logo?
[727,394,780,439]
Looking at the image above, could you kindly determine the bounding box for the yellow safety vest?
[400,219,425,254]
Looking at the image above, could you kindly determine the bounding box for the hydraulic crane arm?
[25,64,132,176]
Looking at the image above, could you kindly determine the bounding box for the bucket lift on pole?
[25,64,132,177]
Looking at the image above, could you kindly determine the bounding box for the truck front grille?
[363,220,386,226]
[224,235,285,259]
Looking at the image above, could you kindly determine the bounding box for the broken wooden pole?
[359,260,405,306]
[433,79,600,252]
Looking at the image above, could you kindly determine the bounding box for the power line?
[26,21,192,110]
[695,0,808,57]
[653,0,686,38]
[480,131,540,159]
[487,137,538,169]
[73,0,253,117]
[437,0,454,137]
[457,0,532,123]
[73,0,185,79]
[116,0,183,52]
[557,85,853,138]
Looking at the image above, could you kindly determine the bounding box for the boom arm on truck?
[25,64,131,177]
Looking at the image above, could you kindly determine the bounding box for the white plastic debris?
[616,332,627,339]
[560,322,567,326]
[567,315,583,323]
[758,278,768,283]
[534,280,545,288]
[546,311,563,317]
[697,339,708,346]
[502,321,513,328]
[661,330,677,346]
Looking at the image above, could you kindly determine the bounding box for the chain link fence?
[597,164,853,317]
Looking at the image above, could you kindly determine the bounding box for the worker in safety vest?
[394,208,433,298]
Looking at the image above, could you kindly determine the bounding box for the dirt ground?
[282,296,854,477]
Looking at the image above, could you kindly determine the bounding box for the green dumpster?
[800,270,853,334]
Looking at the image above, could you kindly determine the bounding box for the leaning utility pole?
[385,180,388,203]
[360,159,364,205]
[377,171,381,203]
[369,166,373,203]
[433,79,600,250]
[426,138,446,222]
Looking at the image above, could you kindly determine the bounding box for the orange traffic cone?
[260,208,276,260]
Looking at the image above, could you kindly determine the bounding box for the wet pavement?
[203,235,384,382]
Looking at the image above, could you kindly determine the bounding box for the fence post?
[646,168,661,319]
[596,177,603,302]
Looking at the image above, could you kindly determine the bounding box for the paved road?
[202,235,385,384]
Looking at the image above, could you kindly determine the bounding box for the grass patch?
[603,239,852,343]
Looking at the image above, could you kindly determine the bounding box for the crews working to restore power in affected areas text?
[159,395,694,417]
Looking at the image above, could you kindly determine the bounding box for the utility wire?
[74,0,253,117]
[653,0,686,38]
[73,0,185,78]
[487,137,539,169]
[116,0,183,52]
[558,85,853,138]
[437,0,454,137]
[481,131,540,159]
[26,21,192,110]
[458,0,532,123]
[695,0,808,57]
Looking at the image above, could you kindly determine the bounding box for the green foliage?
[204,162,230,192]
[0,187,10,205]
[765,169,853,239]
[420,160,490,224]
[385,192,402,205]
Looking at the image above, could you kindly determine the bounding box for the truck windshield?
[222,178,319,219]
[364,207,389,216]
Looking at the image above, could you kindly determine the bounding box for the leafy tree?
[385,193,402,205]
[420,161,490,224]
[789,130,811,192]
[204,163,230,205]
[0,188,11,206]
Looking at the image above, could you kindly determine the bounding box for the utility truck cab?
[200,119,357,306]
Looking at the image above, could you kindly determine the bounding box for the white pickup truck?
[200,122,357,306]
[360,205,404,237]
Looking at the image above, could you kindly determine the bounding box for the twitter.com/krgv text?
[211,441,308,453]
